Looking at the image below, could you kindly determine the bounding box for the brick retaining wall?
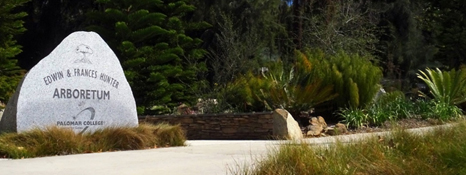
[139,112,274,140]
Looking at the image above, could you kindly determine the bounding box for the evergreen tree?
[424,0,466,69]
[87,0,208,114]
[0,0,29,103]
[375,0,438,81]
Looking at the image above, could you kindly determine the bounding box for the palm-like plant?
[417,68,466,105]
[260,63,338,115]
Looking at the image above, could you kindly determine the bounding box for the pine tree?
[87,0,209,114]
[0,0,29,104]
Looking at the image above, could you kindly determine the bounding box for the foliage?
[0,0,29,102]
[86,0,209,114]
[296,49,383,109]
[423,0,466,69]
[190,0,286,85]
[340,90,463,128]
[231,122,466,175]
[338,108,368,129]
[0,123,186,159]
[367,91,413,126]
[419,100,463,122]
[224,58,337,114]
[300,0,380,57]
[417,68,466,105]
[375,0,438,80]
[260,62,338,114]
[223,71,271,112]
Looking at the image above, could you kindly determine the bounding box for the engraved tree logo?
[74,44,93,64]
[72,107,96,133]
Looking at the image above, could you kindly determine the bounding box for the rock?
[306,116,327,137]
[325,123,347,136]
[335,123,347,134]
[306,124,323,136]
[273,109,303,140]
[176,103,193,115]
[0,31,138,133]
[318,116,327,129]
[326,127,336,135]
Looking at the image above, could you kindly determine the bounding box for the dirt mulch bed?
[347,118,452,134]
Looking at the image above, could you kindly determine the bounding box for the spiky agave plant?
[417,68,466,105]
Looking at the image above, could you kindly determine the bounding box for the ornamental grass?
[0,123,185,159]
[232,122,466,175]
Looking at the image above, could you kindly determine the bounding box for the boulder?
[273,109,303,140]
[335,123,347,134]
[306,116,328,137]
[0,31,138,133]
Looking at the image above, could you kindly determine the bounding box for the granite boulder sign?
[0,31,138,133]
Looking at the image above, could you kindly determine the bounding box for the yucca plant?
[417,68,466,105]
[264,80,338,114]
[259,60,338,115]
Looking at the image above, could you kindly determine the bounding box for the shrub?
[224,49,381,115]
[342,91,416,128]
[296,49,383,109]
[341,91,463,128]
[423,101,463,121]
[223,71,272,112]
[338,108,368,128]
[224,60,337,114]
[369,91,414,125]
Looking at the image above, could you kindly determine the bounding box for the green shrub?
[224,49,381,115]
[296,49,383,109]
[424,101,463,121]
[223,71,272,112]
[260,61,337,115]
[224,59,337,114]
[369,91,414,124]
[338,108,368,128]
[342,92,416,128]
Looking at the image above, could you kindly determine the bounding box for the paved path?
[0,125,452,175]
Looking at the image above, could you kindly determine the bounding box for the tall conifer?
[87,0,208,114]
[0,0,29,103]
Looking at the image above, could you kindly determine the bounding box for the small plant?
[338,108,368,128]
[369,91,414,124]
[341,92,418,128]
[427,101,463,121]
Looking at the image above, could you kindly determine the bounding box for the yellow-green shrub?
[296,49,383,109]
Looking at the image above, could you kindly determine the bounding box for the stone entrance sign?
[0,31,138,133]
